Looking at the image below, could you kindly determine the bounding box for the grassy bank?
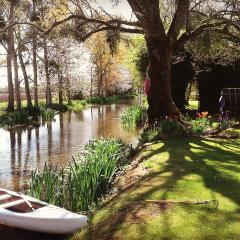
[29,138,130,212]
[0,94,135,127]
[72,137,240,240]
[0,100,88,127]
[87,94,135,105]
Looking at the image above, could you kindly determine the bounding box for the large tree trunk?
[18,44,32,108]
[43,38,52,105]
[146,39,179,124]
[13,48,21,111]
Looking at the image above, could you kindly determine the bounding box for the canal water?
[0,102,138,191]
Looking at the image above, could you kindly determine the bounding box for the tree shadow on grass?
[81,137,240,240]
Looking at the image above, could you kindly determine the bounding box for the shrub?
[41,108,57,121]
[28,138,129,212]
[88,95,135,105]
[24,106,41,118]
[190,117,211,134]
[47,103,68,112]
[0,110,32,126]
[140,120,184,142]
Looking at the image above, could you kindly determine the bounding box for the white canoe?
[0,188,88,234]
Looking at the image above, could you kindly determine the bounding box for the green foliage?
[24,106,41,117]
[121,106,147,129]
[88,95,135,105]
[218,118,238,131]
[40,108,57,121]
[47,103,68,112]
[186,29,240,63]
[68,100,88,111]
[29,138,129,212]
[190,117,211,135]
[140,120,184,142]
[0,110,32,126]
[124,36,148,91]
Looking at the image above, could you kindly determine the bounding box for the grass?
[72,137,240,240]
[187,100,199,110]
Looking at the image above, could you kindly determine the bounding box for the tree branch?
[168,0,190,44]
[175,20,229,51]
[44,14,141,35]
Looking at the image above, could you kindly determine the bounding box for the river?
[0,102,138,191]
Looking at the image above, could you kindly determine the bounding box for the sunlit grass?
[187,100,199,110]
[72,137,240,240]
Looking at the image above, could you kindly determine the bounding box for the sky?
[0,0,133,88]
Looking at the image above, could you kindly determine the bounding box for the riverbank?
[72,137,240,240]
[0,94,136,128]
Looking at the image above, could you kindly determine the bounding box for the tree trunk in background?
[58,72,63,105]
[18,43,32,108]
[90,67,93,98]
[66,77,71,105]
[43,38,52,105]
[32,31,38,107]
[13,48,21,111]
[6,3,15,112]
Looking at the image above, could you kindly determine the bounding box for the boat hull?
[0,188,88,234]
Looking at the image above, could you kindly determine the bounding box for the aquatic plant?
[28,138,129,212]
[121,105,147,129]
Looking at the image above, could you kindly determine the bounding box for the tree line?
[0,0,239,123]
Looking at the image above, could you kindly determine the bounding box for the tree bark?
[146,38,179,123]
[32,31,38,107]
[66,76,71,105]
[6,3,15,112]
[6,46,15,112]
[13,47,21,111]
[43,38,52,105]
[18,43,32,108]
[58,72,63,105]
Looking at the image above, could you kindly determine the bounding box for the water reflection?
[0,103,138,191]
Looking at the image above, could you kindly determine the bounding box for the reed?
[121,106,147,129]
[29,138,129,212]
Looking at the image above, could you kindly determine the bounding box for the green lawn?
[72,137,240,240]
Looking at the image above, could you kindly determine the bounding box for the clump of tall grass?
[28,138,129,212]
[121,106,147,129]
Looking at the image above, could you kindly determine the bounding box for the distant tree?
[86,32,123,96]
